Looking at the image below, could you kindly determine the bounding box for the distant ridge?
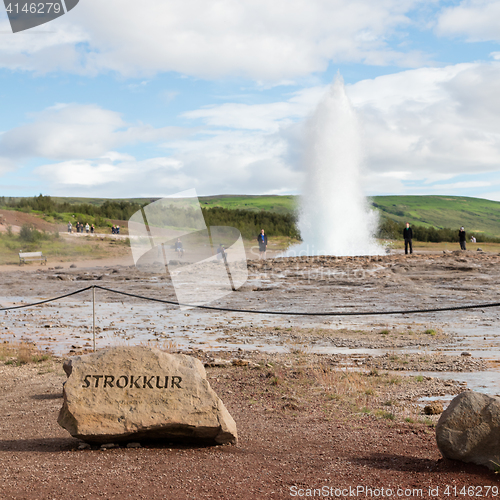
[5,194,500,237]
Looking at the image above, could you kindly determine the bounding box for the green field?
[198,195,296,214]
[45,194,298,214]
[3,194,500,237]
[14,194,296,214]
[371,196,500,236]
[200,194,500,237]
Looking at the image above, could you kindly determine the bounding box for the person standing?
[217,243,226,262]
[459,227,466,250]
[257,229,268,260]
[174,238,184,258]
[403,222,413,255]
[67,222,72,233]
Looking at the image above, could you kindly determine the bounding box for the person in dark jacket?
[174,238,184,258]
[403,222,413,255]
[257,229,268,260]
[459,226,466,250]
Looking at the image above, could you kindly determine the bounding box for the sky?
[1,0,500,200]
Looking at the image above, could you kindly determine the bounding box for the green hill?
[197,195,500,237]
[371,196,500,237]
[199,194,500,237]
[3,194,500,237]
[198,195,296,214]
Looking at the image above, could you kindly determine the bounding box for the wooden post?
[223,252,236,292]
[92,286,96,352]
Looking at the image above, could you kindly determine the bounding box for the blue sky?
[2,0,500,200]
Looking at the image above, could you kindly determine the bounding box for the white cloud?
[0,104,190,160]
[36,155,184,190]
[34,141,301,197]
[0,156,16,175]
[480,189,500,201]
[168,62,500,193]
[0,13,89,74]
[5,61,500,197]
[429,181,492,190]
[0,0,429,80]
[436,0,500,41]
[182,101,307,132]
[346,63,500,183]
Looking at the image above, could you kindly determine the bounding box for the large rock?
[58,346,237,445]
[436,391,500,470]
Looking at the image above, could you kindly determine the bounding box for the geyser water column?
[290,76,382,257]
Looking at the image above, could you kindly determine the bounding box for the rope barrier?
[93,285,500,317]
[0,286,93,311]
[1,283,500,317]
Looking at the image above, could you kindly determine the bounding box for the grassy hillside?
[198,195,296,214]
[199,195,500,237]
[49,197,156,207]
[371,196,500,236]
[3,194,500,237]
[44,195,297,214]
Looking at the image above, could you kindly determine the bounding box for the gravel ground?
[0,351,498,500]
[0,252,499,498]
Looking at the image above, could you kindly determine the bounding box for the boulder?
[58,346,237,445]
[436,391,500,470]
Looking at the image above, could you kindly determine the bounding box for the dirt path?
[0,210,59,234]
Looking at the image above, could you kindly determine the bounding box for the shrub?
[19,224,42,243]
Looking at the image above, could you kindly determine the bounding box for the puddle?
[410,371,500,396]
[1,293,500,396]
[418,395,455,403]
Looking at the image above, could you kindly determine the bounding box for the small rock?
[126,442,142,448]
[70,264,77,268]
[232,359,249,367]
[461,352,472,357]
[100,443,118,449]
[77,443,91,450]
[205,359,232,368]
[424,402,443,415]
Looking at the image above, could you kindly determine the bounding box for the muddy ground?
[0,251,500,498]
[1,250,499,356]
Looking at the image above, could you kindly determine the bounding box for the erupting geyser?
[287,76,383,257]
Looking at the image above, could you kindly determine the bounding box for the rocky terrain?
[0,250,499,498]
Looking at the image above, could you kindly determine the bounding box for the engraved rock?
[58,346,237,445]
[436,391,500,470]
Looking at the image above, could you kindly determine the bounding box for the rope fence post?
[92,285,96,352]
